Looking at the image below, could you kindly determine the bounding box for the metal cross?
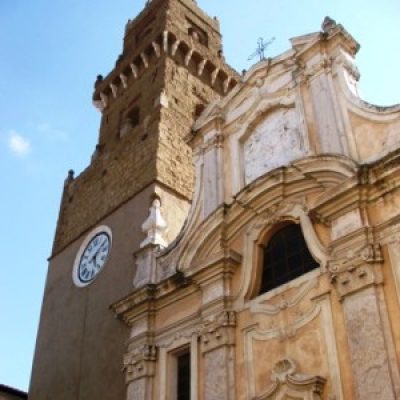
[248,37,275,62]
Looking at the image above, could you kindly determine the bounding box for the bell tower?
[52,0,239,256]
[29,1,238,399]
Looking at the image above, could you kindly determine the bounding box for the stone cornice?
[93,30,239,112]
[311,152,400,222]
[185,249,242,279]
[111,248,240,326]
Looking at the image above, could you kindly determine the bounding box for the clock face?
[72,226,112,287]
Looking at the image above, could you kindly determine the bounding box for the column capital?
[200,311,236,354]
[328,243,383,299]
[123,344,157,384]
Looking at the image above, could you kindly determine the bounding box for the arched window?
[259,223,319,295]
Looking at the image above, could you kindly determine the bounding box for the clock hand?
[94,239,107,257]
[91,239,108,266]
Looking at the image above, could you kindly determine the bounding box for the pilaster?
[329,241,399,399]
[201,125,225,219]
[124,344,157,400]
[200,311,236,400]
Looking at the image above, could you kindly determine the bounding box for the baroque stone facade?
[30,2,400,400]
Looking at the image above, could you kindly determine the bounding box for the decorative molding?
[243,295,344,399]
[247,302,321,343]
[92,31,238,112]
[171,39,181,56]
[236,200,328,305]
[158,332,199,400]
[198,59,207,76]
[120,73,128,89]
[211,68,219,87]
[110,83,118,98]
[151,41,160,58]
[162,30,169,52]
[223,77,231,94]
[255,359,326,400]
[329,243,383,299]
[244,303,322,398]
[249,275,319,316]
[140,52,149,68]
[130,63,138,79]
[184,49,194,66]
[123,344,157,383]
[200,311,236,354]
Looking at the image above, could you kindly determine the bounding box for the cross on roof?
[248,37,275,62]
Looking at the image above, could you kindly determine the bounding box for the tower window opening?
[259,224,319,295]
[120,106,140,137]
[187,19,208,47]
[194,103,206,119]
[127,107,140,127]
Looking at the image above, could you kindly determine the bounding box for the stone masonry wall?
[53,47,166,254]
[156,56,223,196]
[52,0,238,256]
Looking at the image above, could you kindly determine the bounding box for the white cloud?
[36,122,68,140]
[8,130,31,157]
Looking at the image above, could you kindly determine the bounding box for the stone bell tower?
[29,1,238,399]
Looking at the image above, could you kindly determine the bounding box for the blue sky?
[0,0,399,392]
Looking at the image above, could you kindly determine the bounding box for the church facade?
[29,1,400,399]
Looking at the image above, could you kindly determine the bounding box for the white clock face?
[72,226,112,287]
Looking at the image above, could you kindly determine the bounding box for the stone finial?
[65,169,74,185]
[140,198,168,248]
[322,16,337,33]
[95,75,103,88]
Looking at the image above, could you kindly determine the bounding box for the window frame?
[257,222,320,296]
[168,346,191,400]
[159,335,198,400]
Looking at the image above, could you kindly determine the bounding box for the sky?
[0,0,399,392]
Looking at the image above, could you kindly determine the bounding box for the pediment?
[289,32,320,53]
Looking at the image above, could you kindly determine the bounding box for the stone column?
[123,344,157,400]
[330,244,399,400]
[200,311,236,400]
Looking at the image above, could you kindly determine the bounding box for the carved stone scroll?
[255,359,326,400]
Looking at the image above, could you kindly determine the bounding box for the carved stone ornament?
[321,16,337,34]
[123,344,157,383]
[200,311,236,354]
[255,358,326,400]
[329,244,383,298]
[140,198,168,248]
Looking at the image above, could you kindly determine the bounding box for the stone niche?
[242,106,307,185]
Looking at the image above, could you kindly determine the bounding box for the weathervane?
[248,37,275,62]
